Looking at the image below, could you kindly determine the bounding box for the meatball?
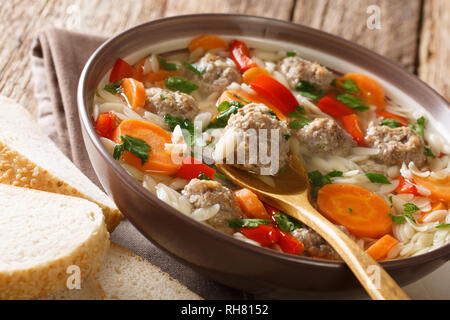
[222,103,291,175]
[292,226,348,260]
[358,159,389,174]
[188,53,241,97]
[278,56,334,90]
[182,179,243,234]
[144,87,199,121]
[294,118,356,156]
[365,123,426,167]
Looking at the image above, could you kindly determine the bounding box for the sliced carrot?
[131,58,147,82]
[234,188,271,220]
[414,175,450,202]
[418,201,447,223]
[366,234,398,261]
[337,73,386,111]
[217,89,286,121]
[242,67,270,85]
[143,70,177,84]
[376,111,409,126]
[317,184,392,238]
[188,35,228,52]
[340,114,365,146]
[111,119,180,175]
[121,78,146,110]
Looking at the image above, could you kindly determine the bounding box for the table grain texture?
[0,0,449,299]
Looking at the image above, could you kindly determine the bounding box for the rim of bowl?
[78,13,450,271]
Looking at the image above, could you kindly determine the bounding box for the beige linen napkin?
[31,27,250,300]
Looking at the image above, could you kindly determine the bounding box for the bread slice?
[40,276,106,300]
[0,184,110,299]
[0,96,122,231]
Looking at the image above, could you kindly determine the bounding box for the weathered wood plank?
[292,0,421,72]
[418,0,450,101]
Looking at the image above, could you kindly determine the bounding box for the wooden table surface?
[0,0,448,115]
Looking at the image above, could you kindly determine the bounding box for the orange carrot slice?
[414,175,450,202]
[111,119,180,175]
[317,184,392,238]
[242,67,270,85]
[188,35,228,52]
[366,234,398,261]
[234,188,270,220]
[121,78,146,110]
[337,73,386,111]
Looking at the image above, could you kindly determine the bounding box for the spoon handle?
[272,194,410,300]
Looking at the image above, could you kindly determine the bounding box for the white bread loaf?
[40,277,106,300]
[0,96,122,231]
[0,184,109,299]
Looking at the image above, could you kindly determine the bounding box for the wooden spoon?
[216,155,410,300]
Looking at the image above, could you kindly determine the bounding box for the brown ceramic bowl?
[78,14,450,298]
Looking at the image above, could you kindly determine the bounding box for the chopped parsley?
[165,76,198,94]
[182,62,205,77]
[389,203,419,224]
[158,56,178,71]
[113,135,151,165]
[207,101,243,128]
[228,219,272,229]
[232,93,252,104]
[295,81,323,102]
[308,170,343,198]
[348,208,353,214]
[164,114,194,136]
[407,116,426,138]
[288,106,311,129]
[335,93,369,112]
[286,51,297,57]
[424,145,435,157]
[268,109,280,120]
[104,80,123,94]
[274,212,303,231]
[198,172,211,180]
[283,134,291,141]
[436,223,450,229]
[365,172,391,184]
[214,171,227,180]
[381,118,401,128]
[336,79,360,93]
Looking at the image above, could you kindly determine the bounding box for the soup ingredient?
[164,114,194,135]
[165,76,199,94]
[228,219,271,228]
[436,223,450,229]
[222,103,291,175]
[334,78,359,93]
[111,119,179,175]
[407,116,426,138]
[249,74,298,114]
[176,156,216,181]
[295,80,323,102]
[308,170,343,198]
[395,176,420,196]
[158,56,178,71]
[95,112,116,139]
[182,62,205,77]
[273,212,303,232]
[288,106,311,129]
[424,145,435,157]
[365,123,426,167]
[234,188,270,220]
[376,111,409,126]
[239,224,280,246]
[145,87,200,121]
[242,67,269,84]
[294,117,356,156]
[188,34,228,52]
[414,175,450,202]
[187,53,241,96]
[418,201,446,223]
[340,114,365,146]
[335,93,369,112]
[229,40,258,72]
[121,78,146,110]
[277,230,304,255]
[365,172,391,184]
[292,226,348,259]
[316,95,354,118]
[278,56,334,90]
[317,184,393,238]
[337,73,385,111]
[208,100,244,128]
[104,80,123,94]
[380,118,402,128]
[113,135,151,165]
[366,234,399,261]
[109,58,133,82]
[182,179,243,234]
[142,70,177,84]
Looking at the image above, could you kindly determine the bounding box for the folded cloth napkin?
[31,27,250,300]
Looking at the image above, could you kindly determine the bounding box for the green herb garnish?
[286,51,296,57]
[295,81,323,102]
[308,170,343,198]
[164,114,194,136]
[335,93,369,112]
[182,62,205,77]
[198,172,211,180]
[407,116,426,138]
[232,93,252,104]
[436,223,450,229]
[424,145,435,157]
[288,106,311,129]
[283,134,291,141]
[336,79,360,93]
[207,101,243,128]
[274,212,303,231]
[104,80,123,94]
[365,172,391,184]
[389,203,419,224]
[113,135,151,165]
[214,171,227,180]
[388,213,406,224]
[290,119,311,129]
[165,76,198,94]
[158,56,178,71]
[228,219,272,229]
[381,118,402,128]
[348,208,353,214]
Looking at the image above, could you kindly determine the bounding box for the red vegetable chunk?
[317,95,354,118]
[109,58,133,83]
[239,224,280,246]
[229,40,257,73]
[176,156,216,180]
[95,112,116,139]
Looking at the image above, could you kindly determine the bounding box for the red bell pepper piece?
[341,114,365,146]
[176,156,216,180]
[276,229,304,255]
[229,40,257,73]
[250,74,298,115]
[395,176,420,196]
[94,112,116,139]
[109,58,134,83]
[376,111,409,126]
[239,224,280,246]
[317,95,354,118]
